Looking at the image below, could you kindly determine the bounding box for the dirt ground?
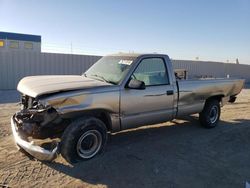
[0,89,250,188]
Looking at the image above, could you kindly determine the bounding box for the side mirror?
[127,79,145,90]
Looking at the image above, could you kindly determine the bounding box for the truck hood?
[17,75,111,98]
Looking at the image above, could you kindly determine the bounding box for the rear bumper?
[11,116,58,161]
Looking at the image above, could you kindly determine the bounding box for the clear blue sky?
[0,0,250,64]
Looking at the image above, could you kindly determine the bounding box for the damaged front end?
[11,95,67,161]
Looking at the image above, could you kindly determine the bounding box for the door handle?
[166,90,174,95]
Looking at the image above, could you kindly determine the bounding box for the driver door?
[120,57,175,130]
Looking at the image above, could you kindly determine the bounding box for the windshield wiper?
[89,74,117,85]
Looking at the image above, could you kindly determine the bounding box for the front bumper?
[11,116,58,161]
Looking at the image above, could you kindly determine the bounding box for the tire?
[199,99,221,128]
[60,117,107,164]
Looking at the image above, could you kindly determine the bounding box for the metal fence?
[172,59,250,81]
[0,51,249,89]
[0,52,101,89]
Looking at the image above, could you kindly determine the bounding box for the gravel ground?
[0,89,250,188]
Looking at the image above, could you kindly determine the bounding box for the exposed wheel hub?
[209,105,219,124]
[76,130,102,159]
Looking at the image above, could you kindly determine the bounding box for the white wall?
[0,51,249,89]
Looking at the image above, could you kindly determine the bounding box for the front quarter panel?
[38,87,120,130]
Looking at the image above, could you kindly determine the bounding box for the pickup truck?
[11,53,245,164]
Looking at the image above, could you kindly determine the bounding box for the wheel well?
[97,111,112,132]
[206,95,224,103]
[78,110,112,132]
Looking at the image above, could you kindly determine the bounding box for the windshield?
[84,56,136,85]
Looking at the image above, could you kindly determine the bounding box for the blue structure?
[0,31,41,52]
[0,32,41,42]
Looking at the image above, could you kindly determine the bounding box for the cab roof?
[108,52,168,58]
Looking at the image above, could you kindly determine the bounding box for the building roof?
[0,32,41,42]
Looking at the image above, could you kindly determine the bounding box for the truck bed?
[176,78,245,116]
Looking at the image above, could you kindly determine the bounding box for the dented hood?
[17,75,111,98]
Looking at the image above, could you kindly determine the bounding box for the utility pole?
[236,58,239,64]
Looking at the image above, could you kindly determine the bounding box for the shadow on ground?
[44,116,250,188]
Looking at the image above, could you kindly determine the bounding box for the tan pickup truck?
[11,53,244,164]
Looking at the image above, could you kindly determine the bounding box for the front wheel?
[199,99,221,128]
[60,117,107,164]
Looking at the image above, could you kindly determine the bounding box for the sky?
[0,0,250,64]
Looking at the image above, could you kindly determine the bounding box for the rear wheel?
[199,99,221,128]
[60,117,107,164]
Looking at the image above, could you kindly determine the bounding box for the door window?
[132,58,169,86]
